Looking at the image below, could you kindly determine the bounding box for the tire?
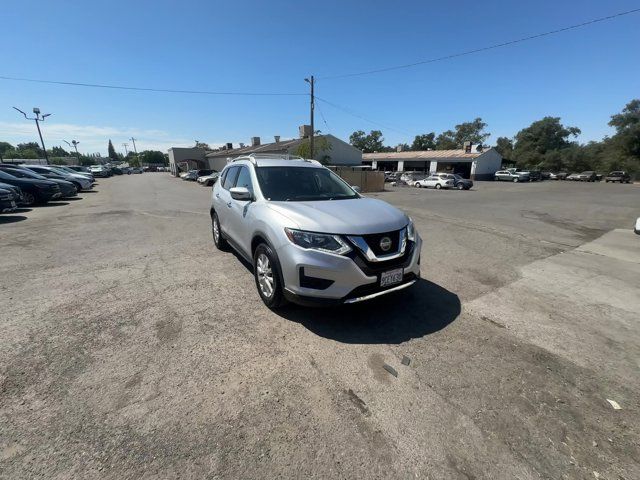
[22,191,37,206]
[72,181,82,191]
[253,243,286,309]
[414,183,421,188]
[435,184,442,190]
[457,183,464,190]
[513,178,519,183]
[211,212,229,250]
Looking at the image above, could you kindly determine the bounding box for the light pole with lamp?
[13,107,52,164]
[63,139,81,165]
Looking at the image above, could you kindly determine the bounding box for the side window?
[234,166,254,195]
[222,166,239,190]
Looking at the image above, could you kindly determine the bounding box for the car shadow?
[14,208,32,213]
[278,278,460,344]
[38,202,70,207]
[82,190,98,193]
[65,197,83,201]
[0,215,28,224]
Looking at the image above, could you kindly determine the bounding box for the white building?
[362,144,502,180]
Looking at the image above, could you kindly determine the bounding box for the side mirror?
[352,185,362,193]
[230,186,252,201]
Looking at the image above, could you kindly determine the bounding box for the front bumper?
[278,233,422,306]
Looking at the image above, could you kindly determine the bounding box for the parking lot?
[1,175,639,479]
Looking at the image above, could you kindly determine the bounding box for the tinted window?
[255,166,358,201]
[222,166,239,190]
[1,168,45,180]
[234,166,253,195]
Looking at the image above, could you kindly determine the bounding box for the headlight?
[406,218,416,242]
[285,228,351,255]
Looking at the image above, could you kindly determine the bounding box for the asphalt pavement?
[1,175,638,479]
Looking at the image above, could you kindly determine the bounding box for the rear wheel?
[435,183,442,189]
[457,183,464,190]
[513,178,519,183]
[211,212,229,250]
[414,182,421,188]
[253,244,286,309]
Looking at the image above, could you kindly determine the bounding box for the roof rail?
[231,153,306,165]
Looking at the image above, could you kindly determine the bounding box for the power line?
[0,75,306,96]
[319,8,640,80]
[315,96,411,136]
[316,100,331,133]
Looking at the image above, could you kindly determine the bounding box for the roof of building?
[362,148,496,161]
[205,138,303,158]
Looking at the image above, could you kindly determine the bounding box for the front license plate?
[10,201,16,207]
[380,268,403,287]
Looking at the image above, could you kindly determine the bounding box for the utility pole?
[129,137,138,155]
[63,140,81,164]
[122,143,129,156]
[304,75,315,159]
[13,107,52,164]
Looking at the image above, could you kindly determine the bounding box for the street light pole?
[129,137,138,155]
[63,140,81,164]
[122,143,129,156]
[13,107,52,165]
[304,76,315,159]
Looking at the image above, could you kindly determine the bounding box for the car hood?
[266,197,409,235]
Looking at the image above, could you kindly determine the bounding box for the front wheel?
[211,212,229,250]
[253,244,286,309]
[457,183,464,190]
[513,178,519,183]
[22,191,37,206]
[414,183,421,188]
[435,183,442,190]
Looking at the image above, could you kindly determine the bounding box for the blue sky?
[1,0,639,155]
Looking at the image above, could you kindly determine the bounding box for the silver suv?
[210,155,422,308]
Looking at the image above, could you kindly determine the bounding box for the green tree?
[139,150,168,165]
[608,99,640,159]
[349,130,385,153]
[295,136,332,163]
[411,133,436,151]
[453,118,490,146]
[108,139,118,160]
[495,137,514,159]
[512,117,581,168]
[435,130,457,150]
[0,141,14,157]
[48,146,70,157]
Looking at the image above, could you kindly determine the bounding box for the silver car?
[211,155,422,308]
[23,165,93,191]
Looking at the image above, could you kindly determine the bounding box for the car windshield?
[0,170,18,180]
[255,166,358,201]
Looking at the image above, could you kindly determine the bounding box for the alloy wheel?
[256,253,274,298]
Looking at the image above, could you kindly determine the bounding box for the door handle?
[227,202,232,208]
[216,193,220,198]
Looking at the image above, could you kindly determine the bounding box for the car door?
[424,176,437,188]
[226,165,255,256]
[215,166,239,234]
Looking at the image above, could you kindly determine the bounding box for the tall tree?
[608,99,640,159]
[411,133,436,151]
[495,137,514,158]
[435,130,457,150]
[512,117,580,167]
[0,141,14,157]
[453,118,490,146]
[349,130,385,153]
[49,146,70,157]
[108,139,118,160]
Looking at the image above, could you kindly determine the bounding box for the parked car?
[450,174,473,190]
[605,171,631,183]
[0,165,77,198]
[573,171,598,182]
[384,172,398,182]
[211,155,421,308]
[67,165,90,173]
[0,187,18,213]
[528,170,543,181]
[88,165,111,178]
[399,172,427,186]
[131,167,143,174]
[635,217,640,235]
[0,169,61,205]
[495,170,530,182]
[414,173,455,189]
[549,172,568,180]
[197,172,220,186]
[506,168,536,181]
[540,171,551,180]
[0,182,23,204]
[21,165,93,191]
[53,165,94,182]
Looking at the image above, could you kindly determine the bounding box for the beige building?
[362,144,502,180]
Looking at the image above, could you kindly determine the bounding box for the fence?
[332,167,385,192]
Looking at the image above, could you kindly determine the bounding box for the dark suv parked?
[605,171,631,183]
[0,187,18,213]
[0,169,61,205]
[0,165,77,198]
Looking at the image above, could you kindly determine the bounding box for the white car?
[197,173,220,186]
[414,173,455,189]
